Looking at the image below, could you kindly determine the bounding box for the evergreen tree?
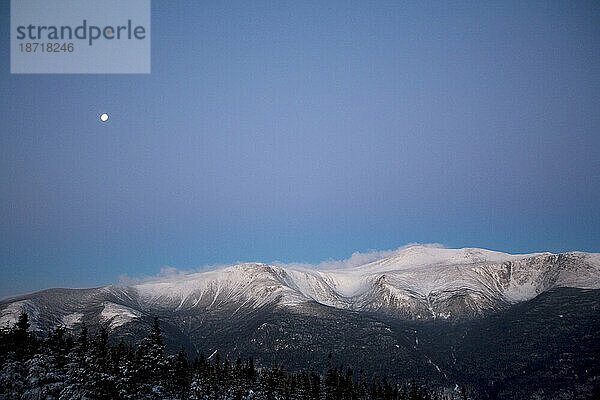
[134,316,168,399]
[167,346,190,399]
[14,312,36,359]
[310,369,321,399]
[115,344,137,400]
[60,324,92,400]
[86,326,116,399]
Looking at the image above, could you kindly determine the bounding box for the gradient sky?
[1,0,599,298]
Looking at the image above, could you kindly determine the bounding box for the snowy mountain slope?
[129,246,600,320]
[1,246,599,332]
[132,263,307,310]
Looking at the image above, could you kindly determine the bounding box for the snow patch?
[100,302,142,329]
[504,281,539,303]
[0,300,29,328]
[61,313,84,329]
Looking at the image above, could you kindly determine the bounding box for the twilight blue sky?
[1,1,599,298]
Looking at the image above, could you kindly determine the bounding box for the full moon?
[100,113,109,122]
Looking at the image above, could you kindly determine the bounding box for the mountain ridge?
[2,246,599,331]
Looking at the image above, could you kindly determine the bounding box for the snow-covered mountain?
[110,246,596,321]
[2,246,599,330]
[3,245,599,398]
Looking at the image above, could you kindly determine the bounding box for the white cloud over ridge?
[117,263,230,285]
[117,243,446,285]
[270,243,446,271]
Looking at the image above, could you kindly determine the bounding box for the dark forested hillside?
[0,313,462,400]
[1,288,599,399]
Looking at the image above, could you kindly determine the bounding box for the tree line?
[0,313,467,400]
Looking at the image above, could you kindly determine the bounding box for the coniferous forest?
[0,313,467,400]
